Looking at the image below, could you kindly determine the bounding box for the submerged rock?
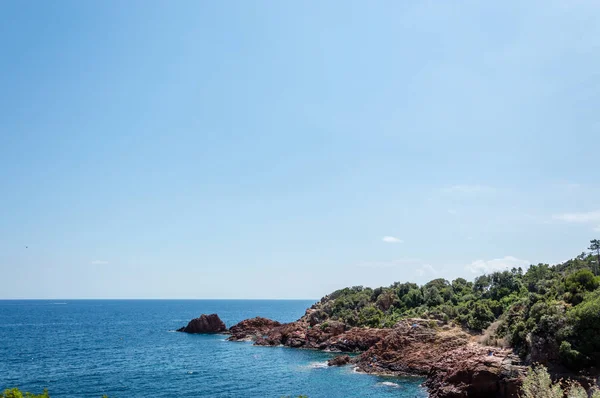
[328,355,351,366]
[177,314,227,334]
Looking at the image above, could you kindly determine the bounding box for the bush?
[559,341,585,369]
[465,302,495,330]
[358,306,383,328]
[1,390,109,398]
[520,365,600,398]
[520,365,563,398]
[1,389,50,398]
[567,290,600,363]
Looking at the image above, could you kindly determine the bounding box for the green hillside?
[311,239,600,370]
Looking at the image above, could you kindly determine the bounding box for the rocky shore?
[177,311,525,397]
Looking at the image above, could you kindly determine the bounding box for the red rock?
[227,317,281,341]
[177,314,226,334]
[424,344,525,398]
[328,355,351,366]
[183,312,526,398]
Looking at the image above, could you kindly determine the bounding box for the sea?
[0,300,427,398]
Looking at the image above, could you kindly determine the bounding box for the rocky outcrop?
[227,317,281,341]
[355,319,470,375]
[424,345,525,398]
[180,311,525,397]
[328,354,351,366]
[325,326,388,352]
[177,314,226,334]
[248,320,387,351]
[352,319,525,397]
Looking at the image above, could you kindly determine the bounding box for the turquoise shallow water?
[0,300,427,397]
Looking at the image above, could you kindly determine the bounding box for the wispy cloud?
[447,209,458,215]
[466,256,529,274]
[382,236,403,243]
[415,264,437,277]
[91,260,109,265]
[442,184,495,194]
[553,210,600,223]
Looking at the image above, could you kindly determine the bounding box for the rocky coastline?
[177,311,526,397]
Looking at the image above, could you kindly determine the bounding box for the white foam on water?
[306,361,329,369]
[376,381,401,388]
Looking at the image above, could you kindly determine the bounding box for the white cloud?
[91,260,109,265]
[442,184,495,194]
[448,209,458,215]
[553,210,600,223]
[415,264,437,277]
[466,256,529,274]
[382,236,403,243]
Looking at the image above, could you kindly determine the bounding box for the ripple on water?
[0,300,428,398]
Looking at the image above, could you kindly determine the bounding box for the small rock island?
[176,313,226,334]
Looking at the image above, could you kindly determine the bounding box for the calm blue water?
[0,300,426,397]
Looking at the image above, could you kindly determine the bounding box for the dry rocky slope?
[179,308,525,397]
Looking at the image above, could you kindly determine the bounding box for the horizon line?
[0,297,318,301]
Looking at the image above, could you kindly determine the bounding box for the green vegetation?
[1,389,108,398]
[316,240,600,370]
[1,389,50,398]
[520,364,600,398]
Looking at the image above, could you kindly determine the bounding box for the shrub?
[559,341,584,369]
[520,365,600,398]
[1,389,50,398]
[1,390,109,398]
[520,365,563,398]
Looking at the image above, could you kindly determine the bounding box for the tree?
[465,301,495,330]
[424,286,444,307]
[589,239,600,275]
[403,288,423,308]
[565,269,598,291]
[568,290,600,364]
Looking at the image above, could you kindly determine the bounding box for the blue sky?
[1,1,599,299]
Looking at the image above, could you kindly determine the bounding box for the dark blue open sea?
[0,300,426,397]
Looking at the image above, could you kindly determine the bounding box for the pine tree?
[589,239,600,275]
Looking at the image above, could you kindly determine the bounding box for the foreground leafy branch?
[1,389,108,398]
[520,364,600,398]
